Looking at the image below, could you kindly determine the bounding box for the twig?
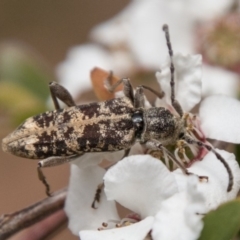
[10,210,67,240]
[0,188,67,240]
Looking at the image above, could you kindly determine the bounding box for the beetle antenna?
[183,135,233,192]
[162,24,175,105]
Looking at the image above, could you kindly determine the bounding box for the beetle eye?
[179,132,185,139]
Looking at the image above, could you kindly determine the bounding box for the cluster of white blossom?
[57,0,239,100]
[64,52,240,240]
[56,1,240,239]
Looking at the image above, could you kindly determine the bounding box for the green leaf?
[198,199,240,240]
[0,43,55,126]
[235,145,240,166]
[0,43,54,101]
[0,81,47,125]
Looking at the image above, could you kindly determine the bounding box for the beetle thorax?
[141,107,184,145]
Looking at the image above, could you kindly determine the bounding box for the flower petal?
[156,54,202,112]
[152,176,205,240]
[56,44,113,98]
[69,144,144,170]
[185,0,232,21]
[201,65,239,98]
[174,149,240,211]
[90,6,130,47]
[80,216,154,240]
[71,153,107,169]
[104,155,178,218]
[65,164,119,235]
[127,1,194,68]
[74,151,125,169]
[199,95,240,143]
[92,0,195,69]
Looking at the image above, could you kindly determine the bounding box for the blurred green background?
[0,1,129,239]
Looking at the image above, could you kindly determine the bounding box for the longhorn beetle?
[2,25,233,203]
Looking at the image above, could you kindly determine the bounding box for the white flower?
[64,52,240,239]
[156,53,240,204]
[199,95,240,144]
[57,0,239,103]
[56,44,134,99]
[90,0,239,97]
[174,149,240,211]
[152,178,205,240]
[81,216,154,240]
[201,65,239,98]
[155,53,202,112]
[156,53,240,143]
[65,147,144,235]
[80,155,203,240]
[91,0,231,65]
[79,151,240,240]
[65,162,119,234]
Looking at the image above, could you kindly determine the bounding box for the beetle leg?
[135,84,167,108]
[134,86,145,108]
[122,148,131,159]
[91,149,130,209]
[38,154,83,196]
[140,85,165,100]
[145,139,208,183]
[38,154,83,168]
[145,139,189,174]
[104,73,134,103]
[37,167,51,197]
[91,182,104,209]
[49,81,76,110]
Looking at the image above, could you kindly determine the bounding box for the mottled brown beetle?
[2,25,233,203]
